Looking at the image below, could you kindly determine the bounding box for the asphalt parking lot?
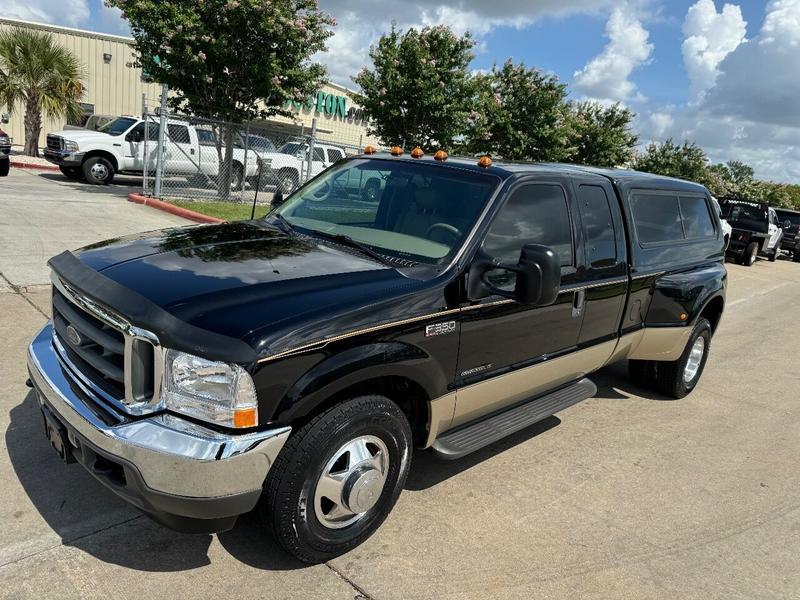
[1,168,799,599]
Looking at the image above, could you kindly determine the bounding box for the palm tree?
[0,28,84,156]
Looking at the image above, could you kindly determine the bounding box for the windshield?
[721,202,768,233]
[775,210,800,226]
[278,142,306,156]
[274,159,499,265]
[250,136,275,151]
[97,116,137,136]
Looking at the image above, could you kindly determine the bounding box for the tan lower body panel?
[424,327,691,447]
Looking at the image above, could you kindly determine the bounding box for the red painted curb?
[127,193,225,224]
[10,160,60,171]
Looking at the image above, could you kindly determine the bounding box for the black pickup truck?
[721,199,783,265]
[775,208,800,262]
[27,152,726,563]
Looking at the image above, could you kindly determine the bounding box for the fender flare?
[271,341,447,424]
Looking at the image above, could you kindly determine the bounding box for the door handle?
[190,148,195,155]
[572,289,586,318]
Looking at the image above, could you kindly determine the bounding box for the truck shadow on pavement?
[34,172,141,196]
[7,391,306,572]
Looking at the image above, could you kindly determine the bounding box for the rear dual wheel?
[260,395,412,564]
[628,317,712,399]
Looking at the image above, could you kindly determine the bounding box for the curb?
[127,193,225,223]
[10,160,60,171]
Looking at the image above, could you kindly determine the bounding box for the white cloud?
[4,0,90,28]
[681,0,746,102]
[317,0,618,87]
[572,5,653,104]
[648,111,675,138]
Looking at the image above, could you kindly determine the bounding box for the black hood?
[69,222,434,358]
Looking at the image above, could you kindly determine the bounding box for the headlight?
[64,140,79,152]
[0,135,9,145]
[164,350,258,428]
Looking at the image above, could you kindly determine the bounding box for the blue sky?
[5,0,800,183]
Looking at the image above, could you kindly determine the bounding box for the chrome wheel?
[314,435,389,530]
[90,162,108,180]
[683,336,705,384]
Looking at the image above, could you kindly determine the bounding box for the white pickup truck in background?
[43,116,259,187]
[256,141,347,192]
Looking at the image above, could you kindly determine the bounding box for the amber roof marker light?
[390,146,404,156]
[478,155,493,168]
[363,145,377,155]
[411,147,424,158]
[434,150,448,162]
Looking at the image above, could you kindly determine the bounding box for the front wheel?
[768,247,778,262]
[653,317,712,399]
[793,250,800,263]
[277,169,299,194]
[260,396,412,564]
[82,156,114,185]
[0,157,8,177]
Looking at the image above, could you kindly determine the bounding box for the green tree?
[708,160,757,198]
[565,102,637,167]
[352,25,476,151]
[464,60,571,161]
[106,0,334,195]
[0,28,83,157]
[633,139,713,187]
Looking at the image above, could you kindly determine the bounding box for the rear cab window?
[630,191,716,245]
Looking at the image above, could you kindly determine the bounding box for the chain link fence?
[140,107,374,216]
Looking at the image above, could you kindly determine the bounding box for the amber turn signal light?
[478,155,493,168]
[434,150,448,161]
[363,145,377,155]
[680,313,688,321]
[233,407,257,428]
[390,146,404,156]
[411,147,424,158]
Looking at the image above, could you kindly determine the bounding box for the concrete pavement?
[0,172,799,599]
[0,168,186,286]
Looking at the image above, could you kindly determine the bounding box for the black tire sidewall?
[674,318,712,395]
[0,158,8,177]
[744,242,758,266]
[82,157,113,185]
[266,396,412,562]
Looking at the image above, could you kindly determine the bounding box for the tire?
[793,251,800,263]
[230,163,244,191]
[628,359,656,389]
[653,317,712,399]
[59,166,81,180]
[742,241,758,266]
[82,156,114,185]
[277,169,299,194]
[0,158,8,177]
[260,395,412,564]
[769,248,778,262]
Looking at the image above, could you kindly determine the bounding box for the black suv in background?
[775,208,800,262]
[0,127,10,177]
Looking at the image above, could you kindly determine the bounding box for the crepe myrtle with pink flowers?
[105,0,334,123]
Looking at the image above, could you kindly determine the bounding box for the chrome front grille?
[46,135,64,152]
[50,276,163,415]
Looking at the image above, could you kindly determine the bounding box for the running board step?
[432,378,597,460]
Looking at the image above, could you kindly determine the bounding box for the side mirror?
[468,244,561,306]
[272,190,285,208]
[0,113,8,124]
[126,130,143,143]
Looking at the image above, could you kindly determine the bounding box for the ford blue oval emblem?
[65,325,82,346]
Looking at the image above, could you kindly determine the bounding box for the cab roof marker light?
[411,148,424,158]
[434,150,448,162]
[478,155,493,168]
[390,146,404,156]
[364,145,377,155]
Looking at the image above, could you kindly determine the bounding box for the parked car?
[27,154,726,563]
[720,199,783,265]
[257,140,347,192]
[43,116,259,187]
[0,127,10,177]
[774,207,800,263]
[711,196,732,249]
[64,114,115,132]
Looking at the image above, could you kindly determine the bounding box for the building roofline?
[0,17,134,44]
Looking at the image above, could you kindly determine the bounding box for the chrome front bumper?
[27,324,290,528]
[43,149,83,166]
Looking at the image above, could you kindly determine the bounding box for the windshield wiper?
[309,229,393,267]
[269,212,295,235]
